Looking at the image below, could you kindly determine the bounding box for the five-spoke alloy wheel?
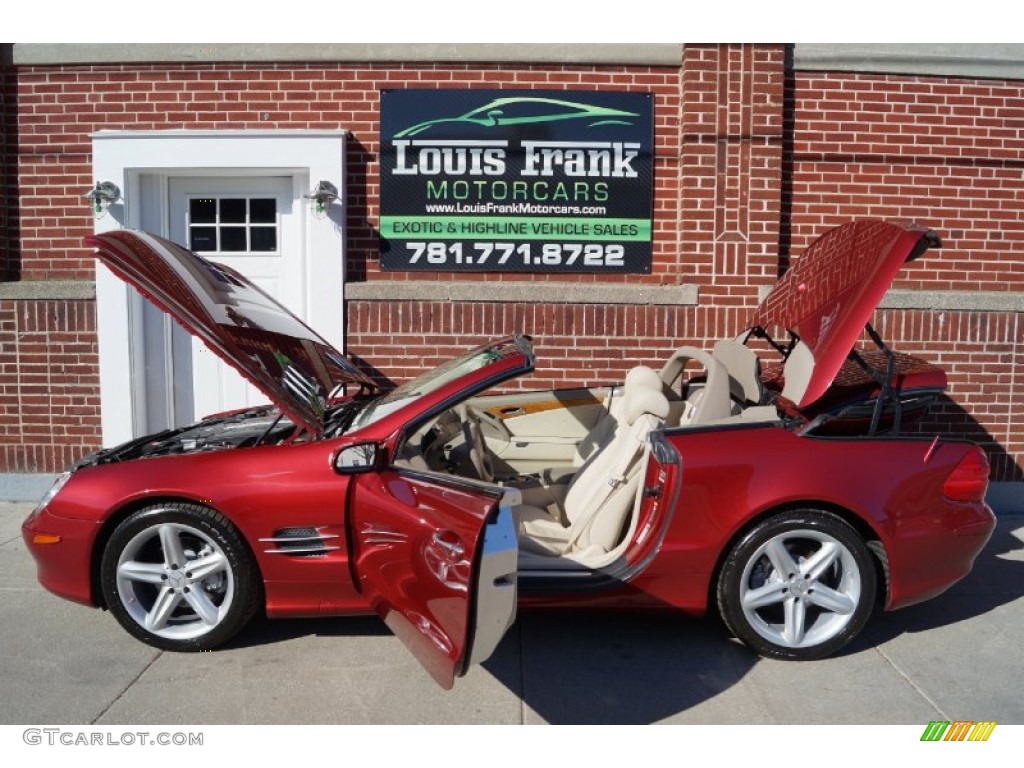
[100,503,261,651]
[717,511,877,660]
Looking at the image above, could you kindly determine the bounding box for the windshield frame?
[349,336,533,432]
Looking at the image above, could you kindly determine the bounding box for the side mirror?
[333,443,380,474]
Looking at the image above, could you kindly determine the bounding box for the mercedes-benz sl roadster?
[24,220,995,688]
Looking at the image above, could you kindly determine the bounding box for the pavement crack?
[872,643,948,721]
[91,650,164,725]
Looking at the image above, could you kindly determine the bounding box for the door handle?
[431,531,465,560]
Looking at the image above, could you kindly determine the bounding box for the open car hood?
[750,220,941,409]
[88,230,375,435]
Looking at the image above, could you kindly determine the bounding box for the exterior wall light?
[304,180,339,220]
[84,181,122,219]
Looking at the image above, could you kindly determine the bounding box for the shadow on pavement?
[483,611,756,724]
[222,614,391,650]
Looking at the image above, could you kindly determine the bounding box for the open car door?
[348,470,519,689]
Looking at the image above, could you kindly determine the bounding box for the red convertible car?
[23,221,995,689]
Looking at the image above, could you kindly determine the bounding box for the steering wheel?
[456,404,494,481]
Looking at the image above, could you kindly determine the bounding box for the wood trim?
[483,395,604,421]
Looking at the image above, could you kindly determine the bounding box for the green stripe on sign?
[380,216,651,242]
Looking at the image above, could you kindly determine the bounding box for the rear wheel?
[717,511,876,660]
[100,503,261,651]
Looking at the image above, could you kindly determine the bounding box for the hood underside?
[750,220,941,409]
[88,230,375,435]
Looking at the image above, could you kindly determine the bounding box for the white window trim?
[92,129,348,446]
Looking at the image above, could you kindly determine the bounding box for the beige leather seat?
[712,338,765,406]
[518,369,670,560]
[574,364,665,466]
[659,345,732,425]
[780,340,815,405]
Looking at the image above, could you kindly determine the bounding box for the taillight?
[941,449,990,502]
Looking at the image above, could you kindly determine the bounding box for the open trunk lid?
[750,220,941,410]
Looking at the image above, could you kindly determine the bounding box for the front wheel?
[716,511,877,660]
[100,503,262,651]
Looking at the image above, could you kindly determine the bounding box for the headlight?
[31,471,72,518]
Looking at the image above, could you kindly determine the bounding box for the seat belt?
[564,417,655,551]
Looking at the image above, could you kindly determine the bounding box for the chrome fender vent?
[259,527,340,557]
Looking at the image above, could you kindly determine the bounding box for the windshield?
[351,338,525,430]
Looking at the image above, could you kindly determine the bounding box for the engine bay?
[75,407,300,467]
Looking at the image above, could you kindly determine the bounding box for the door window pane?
[250,227,277,252]
[189,227,217,251]
[220,198,247,223]
[190,199,217,223]
[250,198,276,223]
[186,196,279,254]
[220,228,247,252]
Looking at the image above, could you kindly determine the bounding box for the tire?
[100,503,262,651]
[716,511,876,661]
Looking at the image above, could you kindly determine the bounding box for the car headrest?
[659,345,713,389]
[621,381,670,426]
[712,338,764,405]
[623,364,663,391]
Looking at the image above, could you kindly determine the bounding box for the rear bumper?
[886,502,996,610]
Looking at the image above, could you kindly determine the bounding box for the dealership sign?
[379,89,653,273]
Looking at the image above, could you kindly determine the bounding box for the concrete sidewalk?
[2,501,1022,725]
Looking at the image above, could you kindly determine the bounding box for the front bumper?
[22,506,101,607]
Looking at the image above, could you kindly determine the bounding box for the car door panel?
[472,386,614,474]
[491,436,580,475]
[349,470,519,689]
[474,387,612,438]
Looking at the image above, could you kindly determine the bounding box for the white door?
[168,176,300,420]
[93,130,348,448]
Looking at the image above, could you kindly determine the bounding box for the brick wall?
[2,46,1021,482]
[346,302,756,391]
[789,71,1024,482]
[788,72,1024,290]
[1,47,16,280]
[0,299,100,471]
[874,308,1022,482]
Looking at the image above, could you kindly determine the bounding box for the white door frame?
[91,130,348,446]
